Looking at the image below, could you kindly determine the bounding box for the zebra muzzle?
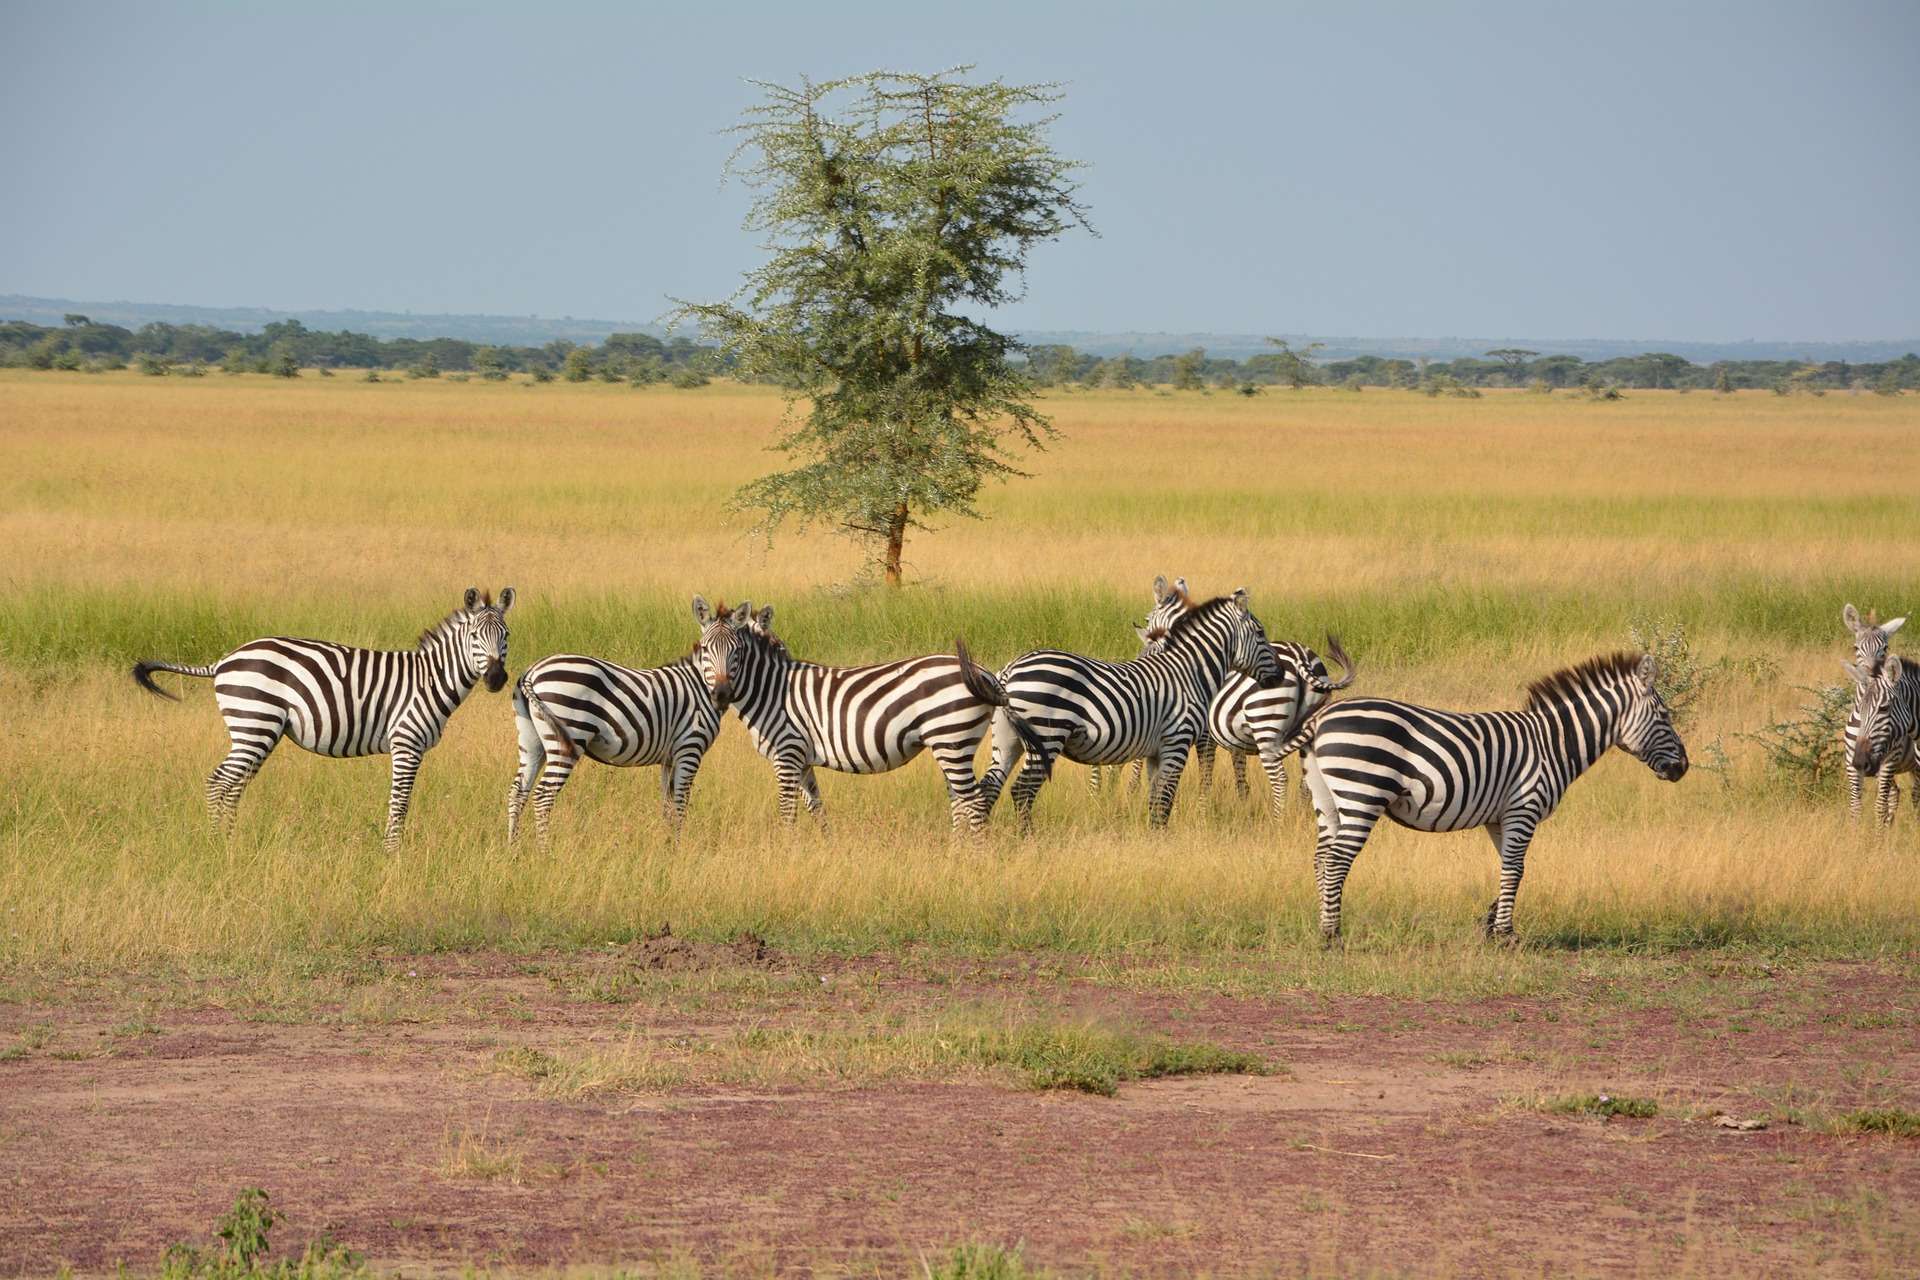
[485,663,508,693]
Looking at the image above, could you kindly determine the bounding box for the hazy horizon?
[5,1,1916,341]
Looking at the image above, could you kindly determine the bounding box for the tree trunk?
[883,501,909,588]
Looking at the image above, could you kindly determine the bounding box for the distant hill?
[3,294,1912,364]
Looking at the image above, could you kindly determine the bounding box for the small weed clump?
[158,1189,365,1279]
[1839,1107,1920,1137]
[1541,1092,1659,1119]
[923,1242,1044,1279]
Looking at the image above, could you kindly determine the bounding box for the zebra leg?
[384,747,424,852]
[1194,738,1216,796]
[978,709,1027,816]
[1009,756,1051,837]
[1127,757,1145,793]
[929,740,988,835]
[664,744,704,830]
[1483,814,1541,941]
[1875,763,1900,826]
[1846,760,1864,821]
[526,753,579,850]
[772,757,804,825]
[1257,747,1289,820]
[1086,764,1103,796]
[1304,756,1380,945]
[1232,750,1251,800]
[205,718,280,837]
[507,702,546,844]
[799,766,824,819]
[1147,740,1193,828]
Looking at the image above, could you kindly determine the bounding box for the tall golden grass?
[2,371,1917,970]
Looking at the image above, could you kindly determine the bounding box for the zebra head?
[1843,604,1905,678]
[1617,654,1688,781]
[691,595,754,710]
[456,586,513,692]
[1848,655,1914,777]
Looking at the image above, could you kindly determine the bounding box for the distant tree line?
[1021,341,1920,395]
[5,314,1913,396]
[0,315,725,385]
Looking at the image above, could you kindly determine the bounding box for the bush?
[1744,683,1853,793]
[136,353,174,377]
[362,369,381,383]
[52,349,83,371]
[529,367,554,383]
[408,355,440,379]
[179,360,208,377]
[669,366,711,388]
[158,1188,367,1279]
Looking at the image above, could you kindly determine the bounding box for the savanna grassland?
[1,370,1917,1278]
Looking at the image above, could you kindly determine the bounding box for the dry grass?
[2,371,1918,974]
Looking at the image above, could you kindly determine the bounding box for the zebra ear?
[1152,575,1169,602]
[1844,603,1864,634]
[1844,659,1870,685]
[1885,656,1904,684]
[498,586,515,613]
[1884,616,1907,638]
[1231,587,1250,610]
[463,587,480,611]
[1637,653,1659,689]
[691,595,712,626]
[756,604,775,630]
[729,601,753,626]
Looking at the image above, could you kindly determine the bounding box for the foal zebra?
[1845,646,1920,826]
[981,591,1285,830]
[132,588,514,849]
[506,639,723,847]
[691,598,1042,831]
[1841,604,1913,823]
[1298,652,1687,943]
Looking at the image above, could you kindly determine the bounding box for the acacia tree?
[679,70,1090,587]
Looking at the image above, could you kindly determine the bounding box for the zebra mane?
[1523,652,1643,710]
[1161,595,1238,647]
[417,608,472,648]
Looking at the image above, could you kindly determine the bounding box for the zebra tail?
[955,637,1053,778]
[131,660,218,701]
[1271,702,1336,763]
[519,676,578,762]
[1318,634,1358,692]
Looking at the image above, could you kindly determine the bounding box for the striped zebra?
[1841,604,1913,822]
[691,598,1042,831]
[980,591,1286,830]
[1094,578,1358,816]
[505,629,725,846]
[132,588,515,849]
[1847,653,1920,824]
[1296,652,1687,943]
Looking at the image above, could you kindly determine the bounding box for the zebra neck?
[1145,639,1229,694]
[730,644,797,731]
[415,636,478,713]
[1531,687,1622,783]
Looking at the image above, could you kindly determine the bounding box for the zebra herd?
[130,575,1730,941]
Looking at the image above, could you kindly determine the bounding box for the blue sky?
[4,0,1915,339]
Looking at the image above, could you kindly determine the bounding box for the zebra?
[980,591,1287,830]
[1841,603,1913,823]
[690,597,1043,831]
[1845,645,1920,826]
[132,588,515,850]
[505,634,725,847]
[1093,578,1357,816]
[1295,652,1687,944]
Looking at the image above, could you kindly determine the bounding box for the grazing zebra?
[980,591,1286,830]
[506,641,724,847]
[1842,604,1913,822]
[132,588,515,849]
[1845,647,1920,826]
[690,597,1042,831]
[1296,652,1687,943]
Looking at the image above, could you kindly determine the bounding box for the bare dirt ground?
[1,944,1915,1278]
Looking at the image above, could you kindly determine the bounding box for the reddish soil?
[1,948,1915,1277]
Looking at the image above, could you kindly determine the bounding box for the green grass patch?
[1838,1107,1920,1137]
[1539,1091,1660,1119]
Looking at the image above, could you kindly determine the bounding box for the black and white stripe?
[133,588,514,849]
[1846,647,1920,825]
[981,591,1285,829]
[1299,652,1688,942]
[691,597,1041,831]
[1841,603,1913,823]
[506,644,723,845]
